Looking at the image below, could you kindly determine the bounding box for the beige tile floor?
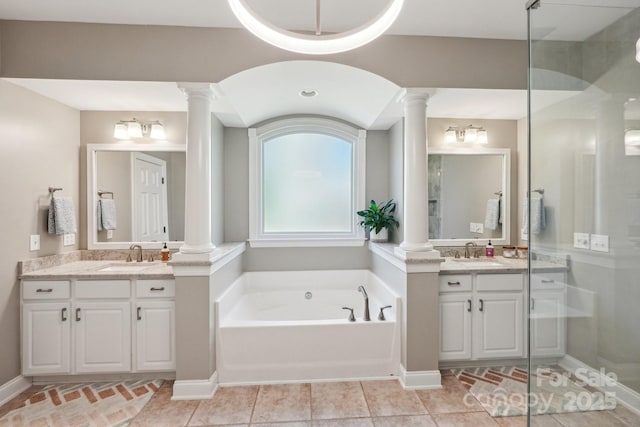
[2,371,640,427]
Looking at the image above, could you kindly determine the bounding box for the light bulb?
[625,130,640,146]
[113,122,128,139]
[477,129,488,144]
[149,123,166,140]
[464,128,478,143]
[445,128,457,143]
[127,121,143,138]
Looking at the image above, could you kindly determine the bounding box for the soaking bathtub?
[215,269,401,385]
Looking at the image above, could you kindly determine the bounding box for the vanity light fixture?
[227,0,404,55]
[444,125,489,144]
[114,119,165,140]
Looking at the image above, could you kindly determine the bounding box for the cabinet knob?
[150,287,165,291]
[479,299,484,312]
[36,288,53,293]
[137,307,142,320]
[447,281,461,286]
[541,279,555,284]
[61,307,67,322]
[467,299,472,312]
[75,308,81,321]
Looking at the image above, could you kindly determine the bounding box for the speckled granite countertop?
[440,256,567,274]
[19,260,174,280]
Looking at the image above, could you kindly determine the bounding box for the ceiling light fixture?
[114,119,165,140]
[444,125,489,145]
[227,0,405,55]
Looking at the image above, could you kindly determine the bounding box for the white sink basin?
[98,264,154,272]
[453,261,504,267]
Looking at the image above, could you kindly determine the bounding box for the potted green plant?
[357,199,400,242]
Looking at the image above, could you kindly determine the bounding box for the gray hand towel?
[484,198,501,231]
[48,196,77,235]
[97,198,117,231]
[522,197,546,235]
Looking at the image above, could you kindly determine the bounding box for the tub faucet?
[129,244,143,262]
[357,285,371,321]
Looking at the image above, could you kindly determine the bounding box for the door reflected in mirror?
[428,148,511,246]
[88,144,186,249]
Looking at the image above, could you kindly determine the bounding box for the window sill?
[248,238,366,248]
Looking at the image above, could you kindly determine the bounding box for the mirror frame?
[87,143,186,250]
[428,147,511,247]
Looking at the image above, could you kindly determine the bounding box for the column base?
[394,246,441,260]
[399,241,434,252]
[179,243,216,254]
[398,365,442,390]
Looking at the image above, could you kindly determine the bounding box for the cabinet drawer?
[439,275,472,292]
[476,273,523,292]
[136,280,175,298]
[531,272,566,290]
[23,281,70,300]
[75,280,130,299]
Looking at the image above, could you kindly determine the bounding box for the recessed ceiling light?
[300,89,319,98]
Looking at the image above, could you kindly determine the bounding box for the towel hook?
[527,188,544,196]
[98,190,114,199]
[48,187,63,195]
[494,191,503,197]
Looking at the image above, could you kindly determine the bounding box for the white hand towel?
[97,199,117,231]
[484,198,501,231]
[47,196,77,235]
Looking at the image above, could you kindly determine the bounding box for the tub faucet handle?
[378,305,392,321]
[342,307,356,322]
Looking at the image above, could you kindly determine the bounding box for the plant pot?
[370,228,388,242]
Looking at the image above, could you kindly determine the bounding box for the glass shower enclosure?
[527,0,640,424]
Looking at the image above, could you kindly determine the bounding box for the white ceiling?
[4,1,637,126]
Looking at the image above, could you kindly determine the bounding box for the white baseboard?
[171,371,218,400]
[398,366,442,390]
[0,375,32,407]
[559,355,640,415]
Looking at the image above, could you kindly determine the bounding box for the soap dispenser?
[485,240,494,258]
[161,242,170,262]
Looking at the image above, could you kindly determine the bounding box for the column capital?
[397,88,437,105]
[177,82,216,101]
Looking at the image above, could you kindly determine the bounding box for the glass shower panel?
[528,0,640,424]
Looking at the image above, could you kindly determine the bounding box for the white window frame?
[249,117,366,247]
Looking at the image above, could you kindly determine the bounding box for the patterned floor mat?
[0,379,162,427]
[454,366,616,417]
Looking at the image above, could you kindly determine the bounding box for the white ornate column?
[395,89,439,260]
[177,83,215,255]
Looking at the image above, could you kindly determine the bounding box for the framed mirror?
[428,147,511,246]
[87,143,186,249]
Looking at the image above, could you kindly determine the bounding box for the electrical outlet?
[29,234,40,251]
[590,234,609,252]
[63,233,75,246]
[573,232,590,249]
[107,230,113,240]
[470,222,484,234]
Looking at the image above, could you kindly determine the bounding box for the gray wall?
[0,21,527,90]
[211,115,224,246]
[0,80,80,385]
[389,120,404,244]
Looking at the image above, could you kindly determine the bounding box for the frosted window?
[263,133,353,233]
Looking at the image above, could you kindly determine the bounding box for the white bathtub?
[215,270,401,385]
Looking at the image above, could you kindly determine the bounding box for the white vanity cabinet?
[530,272,566,357]
[21,277,175,376]
[134,280,176,371]
[439,272,525,361]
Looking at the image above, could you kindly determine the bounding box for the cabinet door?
[475,293,524,359]
[75,302,131,373]
[135,301,175,371]
[530,290,566,357]
[439,294,472,360]
[22,302,71,375]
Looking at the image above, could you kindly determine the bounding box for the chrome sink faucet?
[129,244,143,262]
[464,241,477,259]
[357,285,371,321]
